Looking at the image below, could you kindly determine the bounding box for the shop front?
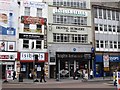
[94,54,120,77]
[56,52,92,79]
[18,52,48,79]
[0,52,17,80]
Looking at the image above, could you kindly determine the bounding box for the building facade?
[43,0,93,79]
[17,0,48,79]
[92,2,120,77]
[0,0,18,80]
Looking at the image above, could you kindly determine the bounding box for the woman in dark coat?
[40,68,46,82]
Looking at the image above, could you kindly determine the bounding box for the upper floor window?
[24,24,29,32]
[118,42,120,49]
[96,40,99,48]
[107,10,111,20]
[37,8,42,17]
[112,11,115,20]
[116,11,119,21]
[104,25,107,31]
[24,7,30,16]
[94,8,97,18]
[100,40,104,48]
[109,41,113,48]
[99,9,102,19]
[36,24,42,33]
[103,9,106,19]
[95,24,98,31]
[36,41,41,49]
[23,40,29,49]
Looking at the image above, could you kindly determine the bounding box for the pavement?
[2,77,113,84]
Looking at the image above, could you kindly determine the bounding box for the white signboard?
[23,1,46,8]
[6,70,13,80]
[0,52,17,61]
[20,52,45,61]
[103,55,109,67]
[53,8,88,17]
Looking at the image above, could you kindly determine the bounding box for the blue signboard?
[0,26,16,35]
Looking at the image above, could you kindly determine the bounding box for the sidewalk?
[2,77,113,84]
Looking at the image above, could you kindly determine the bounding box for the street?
[2,81,116,89]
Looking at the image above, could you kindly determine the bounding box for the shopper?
[12,70,16,80]
[40,68,46,82]
[90,69,94,79]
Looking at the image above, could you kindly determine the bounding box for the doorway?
[50,65,56,78]
[2,65,6,79]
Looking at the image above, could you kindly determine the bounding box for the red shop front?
[17,52,48,79]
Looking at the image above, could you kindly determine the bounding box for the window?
[107,10,111,20]
[36,24,42,33]
[108,25,112,32]
[117,26,120,33]
[105,41,108,48]
[95,24,98,31]
[104,25,107,31]
[53,0,86,9]
[23,40,29,48]
[24,24,29,32]
[100,40,104,48]
[53,15,87,25]
[99,9,102,19]
[99,24,103,31]
[103,9,106,19]
[116,11,119,21]
[118,42,120,49]
[114,41,117,49]
[36,41,41,49]
[109,41,113,48]
[94,8,98,18]
[112,11,115,20]
[24,7,30,16]
[37,8,42,17]
[113,26,116,32]
[96,40,99,48]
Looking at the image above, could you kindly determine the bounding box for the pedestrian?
[40,68,46,82]
[90,69,93,79]
[12,70,16,80]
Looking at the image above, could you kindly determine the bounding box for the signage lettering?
[19,33,44,40]
[0,55,9,59]
[53,9,87,17]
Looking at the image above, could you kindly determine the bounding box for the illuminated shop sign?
[21,16,47,25]
[53,9,88,17]
[109,56,120,62]
[23,1,46,8]
[20,52,45,61]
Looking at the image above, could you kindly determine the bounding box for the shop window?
[23,40,29,49]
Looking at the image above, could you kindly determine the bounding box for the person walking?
[12,70,16,81]
[90,69,93,79]
[40,68,46,82]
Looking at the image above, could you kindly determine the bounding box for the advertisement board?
[103,55,109,71]
[0,0,18,36]
[117,72,120,90]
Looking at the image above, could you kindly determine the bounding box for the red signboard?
[0,55,9,59]
[21,16,46,25]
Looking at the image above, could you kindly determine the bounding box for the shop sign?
[21,16,46,25]
[53,8,88,17]
[23,1,46,8]
[23,28,42,33]
[57,53,84,59]
[109,56,120,62]
[19,33,44,40]
[20,53,45,61]
[0,52,17,60]
[56,26,84,32]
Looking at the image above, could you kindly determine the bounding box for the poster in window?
[8,42,15,51]
[0,41,7,51]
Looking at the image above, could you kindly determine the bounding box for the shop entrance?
[2,65,6,79]
[50,65,56,78]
